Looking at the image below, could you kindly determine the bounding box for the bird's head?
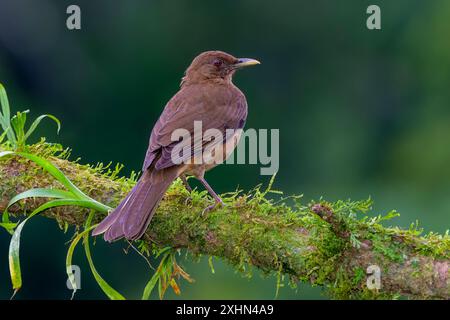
[181,50,260,86]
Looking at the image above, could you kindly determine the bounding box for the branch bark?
[0,146,448,299]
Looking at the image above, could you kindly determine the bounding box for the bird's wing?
[143,86,247,171]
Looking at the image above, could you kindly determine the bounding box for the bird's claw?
[201,200,225,216]
[184,196,192,206]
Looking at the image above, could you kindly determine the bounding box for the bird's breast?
[183,129,243,175]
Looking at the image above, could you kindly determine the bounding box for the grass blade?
[8,200,55,292]
[82,212,125,300]
[67,211,126,300]
[0,151,84,198]
[9,222,23,293]
[0,129,7,144]
[15,152,85,198]
[83,235,126,300]
[25,114,61,140]
[0,222,17,229]
[66,224,96,299]
[1,150,119,297]
[7,188,75,208]
[0,222,17,234]
[0,83,16,145]
[10,111,28,149]
[8,198,108,294]
[142,271,160,300]
[142,252,171,300]
[0,151,112,212]
[35,198,111,212]
[0,83,10,125]
[2,206,14,234]
[2,202,15,233]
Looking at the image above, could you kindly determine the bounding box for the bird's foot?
[184,196,193,206]
[201,200,224,216]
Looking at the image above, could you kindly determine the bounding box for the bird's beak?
[233,58,261,69]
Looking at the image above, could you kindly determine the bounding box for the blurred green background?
[0,0,449,299]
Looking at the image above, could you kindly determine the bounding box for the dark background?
[0,0,449,299]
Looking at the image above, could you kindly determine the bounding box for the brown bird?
[93,50,260,242]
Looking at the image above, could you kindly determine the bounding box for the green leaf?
[142,271,160,300]
[8,199,56,292]
[8,198,107,293]
[208,256,215,274]
[1,150,119,297]
[1,209,14,235]
[1,151,86,198]
[2,208,11,224]
[33,198,111,212]
[0,83,11,126]
[0,129,7,144]
[25,114,61,140]
[82,212,125,300]
[0,83,16,145]
[0,151,111,212]
[11,110,29,149]
[66,224,95,299]
[0,222,17,234]
[0,84,60,149]
[142,251,171,300]
[7,188,76,208]
[83,236,125,300]
[68,211,126,300]
[9,222,23,293]
[66,211,96,298]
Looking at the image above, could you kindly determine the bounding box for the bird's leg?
[197,176,224,215]
[180,175,192,193]
[180,174,193,205]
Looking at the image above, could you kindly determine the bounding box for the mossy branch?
[0,143,449,299]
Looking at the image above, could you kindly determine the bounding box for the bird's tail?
[92,167,179,242]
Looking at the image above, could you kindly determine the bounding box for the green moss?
[1,140,449,299]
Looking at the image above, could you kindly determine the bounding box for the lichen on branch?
[0,142,449,299]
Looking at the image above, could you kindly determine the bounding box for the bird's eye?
[213,59,223,67]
